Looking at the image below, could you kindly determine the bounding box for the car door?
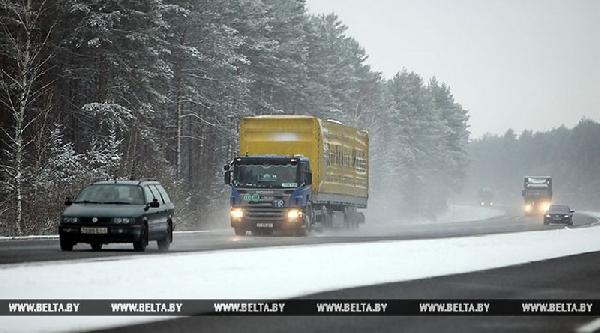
[151,184,170,236]
[143,185,163,240]
[155,185,175,223]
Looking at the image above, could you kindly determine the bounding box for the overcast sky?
[305,0,600,138]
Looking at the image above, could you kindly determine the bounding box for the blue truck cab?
[224,155,313,236]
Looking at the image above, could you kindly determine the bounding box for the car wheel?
[60,237,73,251]
[234,228,246,236]
[157,224,172,251]
[90,242,102,251]
[133,225,148,252]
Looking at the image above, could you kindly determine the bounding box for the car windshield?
[233,164,298,188]
[75,184,145,205]
[549,205,570,213]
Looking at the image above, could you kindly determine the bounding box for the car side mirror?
[150,198,160,208]
[65,197,72,206]
[570,210,575,214]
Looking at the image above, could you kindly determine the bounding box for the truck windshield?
[233,164,298,188]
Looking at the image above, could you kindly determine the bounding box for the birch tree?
[0,0,55,235]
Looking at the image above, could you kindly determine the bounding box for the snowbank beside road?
[3,224,600,332]
[434,204,504,224]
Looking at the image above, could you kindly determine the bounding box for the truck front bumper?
[230,207,307,232]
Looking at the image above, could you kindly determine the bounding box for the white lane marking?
[577,318,600,333]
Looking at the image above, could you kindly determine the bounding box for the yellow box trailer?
[240,115,368,204]
[225,115,368,236]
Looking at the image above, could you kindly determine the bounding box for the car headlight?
[287,209,303,221]
[62,217,79,223]
[113,217,132,224]
[564,214,570,218]
[230,208,244,219]
[545,214,551,218]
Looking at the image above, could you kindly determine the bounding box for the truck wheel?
[357,212,365,224]
[60,238,74,251]
[234,228,246,236]
[90,242,102,251]
[321,206,332,227]
[133,225,148,252]
[296,215,311,236]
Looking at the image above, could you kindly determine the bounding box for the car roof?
[91,180,160,186]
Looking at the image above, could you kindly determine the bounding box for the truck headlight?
[230,208,244,219]
[62,217,79,223]
[113,217,132,224]
[287,209,303,221]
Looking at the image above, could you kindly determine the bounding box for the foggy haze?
[306,0,600,138]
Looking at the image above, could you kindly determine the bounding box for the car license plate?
[256,223,273,228]
[81,227,108,234]
[553,216,562,220]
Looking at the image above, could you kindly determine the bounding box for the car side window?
[152,185,166,204]
[143,186,157,204]
[155,185,171,204]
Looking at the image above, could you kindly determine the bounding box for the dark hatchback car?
[543,205,575,225]
[59,180,175,252]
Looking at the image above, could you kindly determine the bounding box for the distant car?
[543,205,574,226]
[59,179,175,252]
[479,200,494,207]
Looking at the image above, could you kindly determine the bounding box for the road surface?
[0,210,596,265]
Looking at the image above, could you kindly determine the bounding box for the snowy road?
[1,206,599,332]
[1,205,595,265]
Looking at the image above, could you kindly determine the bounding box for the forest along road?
[0,208,597,265]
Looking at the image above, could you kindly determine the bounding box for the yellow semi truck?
[224,115,368,236]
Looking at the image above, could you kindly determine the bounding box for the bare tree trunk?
[12,0,34,235]
[173,29,187,178]
[0,0,55,235]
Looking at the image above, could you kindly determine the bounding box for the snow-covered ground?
[365,203,504,226]
[3,222,600,332]
[433,204,504,223]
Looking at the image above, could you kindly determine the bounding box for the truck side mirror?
[224,171,231,185]
[65,197,73,206]
[521,190,525,196]
[306,172,312,185]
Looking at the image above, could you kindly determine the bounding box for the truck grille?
[245,207,286,222]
